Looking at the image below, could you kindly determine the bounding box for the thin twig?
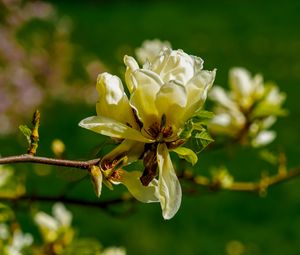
[181,166,300,193]
[0,154,100,170]
[1,194,129,208]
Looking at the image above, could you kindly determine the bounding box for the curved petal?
[79,116,153,143]
[229,67,253,97]
[157,143,182,220]
[124,55,139,93]
[252,130,276,147]
[155,81,187,131]
[209,85,237,111]
[119,170,159,203]
[52,203,72,227]
[135,39,172,64]
[129,69,163,132]
[181,69,216,124]
[96,72,138,128]
[150,48,196,84]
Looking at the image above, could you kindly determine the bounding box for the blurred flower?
[135,39,171,64]
[34,203,73,245]
[102,247,126,255]
[0,0,104,135]
[209,67,286,147]
[80,48,216,219]
[6,230,33,255]
[0,221,33,255]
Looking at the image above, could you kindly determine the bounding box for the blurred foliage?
[1,0,300,254]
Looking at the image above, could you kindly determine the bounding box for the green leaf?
[251,103,288,119]
[194,131,214,153]
[259,149,278,165]
[194,110,215,120]
[192,122,206,131]
[19,125,32,145]
[172,147,198,165]
[179,119,193,139]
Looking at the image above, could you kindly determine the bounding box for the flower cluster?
[80,48,216,219]
[209,67,286,147]
[0,202,126,254]
[0,224,33,255]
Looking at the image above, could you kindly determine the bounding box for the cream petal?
[210,113,232,127]
[181,69,216,123]
[34,212,59,231]
[157,143,182,220]
[124,55,139,93]
[265,86,286,105]
[96,72,138,129]
[229,67,253,97]
[151,48,195,84]
[135,39,172,64]
[52,203,72,227]
[119,170,159,203]
[155,81,187,130]
[252,130,276,147]
[209,86,237,111]
[79,116,153,143]
[129,69,163,132]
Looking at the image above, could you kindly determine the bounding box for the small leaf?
[192,122,206,131]
[194,131,214,153]
[192,110,215,125]
[259,149,278,165]
[172,147,198,165]
[19,125,32,145]
[194,110,215,120]
[179,120,193,139]
[194,130,214,141]
[251,103,288,119]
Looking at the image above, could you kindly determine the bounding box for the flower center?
[145,114,174,142]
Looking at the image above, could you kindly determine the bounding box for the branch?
[0,154,100,170]
[1,194,136,217]
[181,166,300,193]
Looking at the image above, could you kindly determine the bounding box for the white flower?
[209,67,286,147]
[80,48,216,219]
[34,203,72,242]
[135,39,171,64]
[6,230,33,255]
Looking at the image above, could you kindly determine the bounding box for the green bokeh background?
[2,0,300,254]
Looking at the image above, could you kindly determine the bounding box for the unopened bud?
[90,166,103,198]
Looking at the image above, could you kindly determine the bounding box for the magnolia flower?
[34,203,73,243]
[6,230,33,255]
[80,48,216,219]
[135,39,171,64]
[209,67,286,147]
